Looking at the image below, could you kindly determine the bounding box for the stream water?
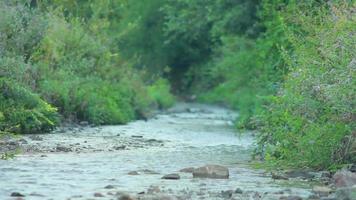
[0,103,318,200]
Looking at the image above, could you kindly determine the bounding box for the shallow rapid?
[0,103,317,200]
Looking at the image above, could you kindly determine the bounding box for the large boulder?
[193,165,229,179]
[333,170,356,188]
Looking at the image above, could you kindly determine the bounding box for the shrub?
[257,1,355,169]
[0,79,58,134]
[148,78,175,109]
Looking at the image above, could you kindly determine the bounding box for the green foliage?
[257,0,355,169]
[0,1,175,132]
[148,78,175,109]
[0,79,58,134]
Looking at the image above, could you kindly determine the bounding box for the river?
[0,103,318,200]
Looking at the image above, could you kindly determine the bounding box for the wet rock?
[18,139,28,144]
[349,164,356,173]
[285,170,315,179]
[313,186,332,197]
[11,192,25,197]
[279,196,302,200]
[161,173,180,180]
[307,194,320,199]
[29,135,43,141]
[334,186,356,200]
[104,185,115,189]
[146,139,163,143]
[234,188,243,194]
[142,169,160,175]
[7,141,18,146]
[179,167,195,173]
[94,192,105,197]
[131,135,143,138]
[118,193,136,200]
[56,145,71,152]
[220,190,233,198]
[128,171,139,175]
[271,172,289,180]
[333,170,356,188]
[193,165,229,179]
[114,145,126,150]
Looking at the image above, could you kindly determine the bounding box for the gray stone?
[118,194,136,200]
[179,167,195,173]
[193,165,229,179]
[335,186,356,200]
[11,192,25,197]
[128,171,139,175]
[162,173,180,180]
[234,188,243,194]
[333,170,356,188]
[104,185,115,189]
[220,190,233,198]
[94,192,104,197]
[285,170,315,179]
[313,186,332,197]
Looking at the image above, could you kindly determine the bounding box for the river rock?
[162,173,180,180]
[285,170,315,179]
[131,135,143,138]
[193,165,229,179]
[11,192,25,197]
[234,188,243,194]
[271,172,289,180]
[104,185,115,189]
[128,171,139,175]
[56,145,71,152]
[220,190,233,198]
[179,167,195,173]
[334,185,356,200]
[94,192,105,197]
[313,186,332,197]
[142,169,160,174]
[118,193,137,200]
[333,170,356,188]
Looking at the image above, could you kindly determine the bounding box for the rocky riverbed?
[0,103,355,200]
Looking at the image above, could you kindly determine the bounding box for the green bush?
[257,1,355,169]
[148,78,175,109]
[0,79,58,134]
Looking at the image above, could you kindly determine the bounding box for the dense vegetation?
[0,0,175,135]
[1,0,354,169]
